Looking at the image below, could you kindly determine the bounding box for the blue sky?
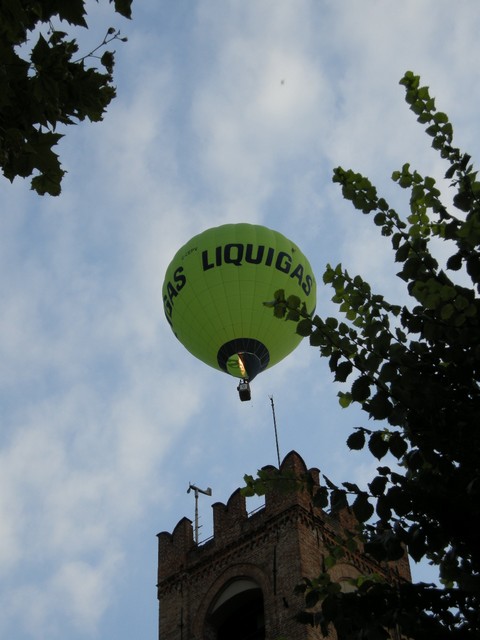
[1,1,480,639]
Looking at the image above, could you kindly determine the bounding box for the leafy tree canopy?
[0,0,132,195]
[247,71,480,639]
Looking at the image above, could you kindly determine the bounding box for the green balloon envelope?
[162,223,316,381]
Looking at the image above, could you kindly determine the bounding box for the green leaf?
[113,0,133,19]
[287,294,301,310]
[323,475,338,491]
[57,0,88,26]
[335,360,353,382]
[444,164,457,180]
[368,431,389,460]
[366,392,393,421]
[375,494,392,521]
[351,375,371,402]
[395,242,411,263]
[407,525,427,562]
[346,429,366,450]
[386,485,411,517]
[286,308,300,322]
[100,50,114,74]
[325,316,338,329]
[388,432,408,459]
[352,492,374,522]
[434,111,449,124]
[440,303,455,320]
[338,392,352,408]
[368,475,387,497]
[31,170,63,196]
[296,318,312,337]
[309,328,323,347]
[342,481,360,493]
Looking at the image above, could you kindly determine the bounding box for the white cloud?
[0,365,202,636]
[190,1,333,213]
[1,551,121,638]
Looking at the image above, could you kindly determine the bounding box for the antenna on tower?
[269,396,281,467]
[187,483,212,544]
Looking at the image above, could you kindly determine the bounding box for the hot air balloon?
[162,223,316,400]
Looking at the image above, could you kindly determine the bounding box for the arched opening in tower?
[208,578,265,640]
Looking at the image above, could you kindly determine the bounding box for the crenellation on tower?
[212,487,248,543]
[261,451,321,517]
[157,451,411,639]
[157,516,195,581]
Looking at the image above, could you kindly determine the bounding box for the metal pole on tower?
[270,396,281,468]
[187,483,212,544]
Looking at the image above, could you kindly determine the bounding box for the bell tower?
[156,451,410,639]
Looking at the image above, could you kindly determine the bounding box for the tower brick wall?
[157,451,411,640]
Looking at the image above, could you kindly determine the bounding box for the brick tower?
[157,451,411,639]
